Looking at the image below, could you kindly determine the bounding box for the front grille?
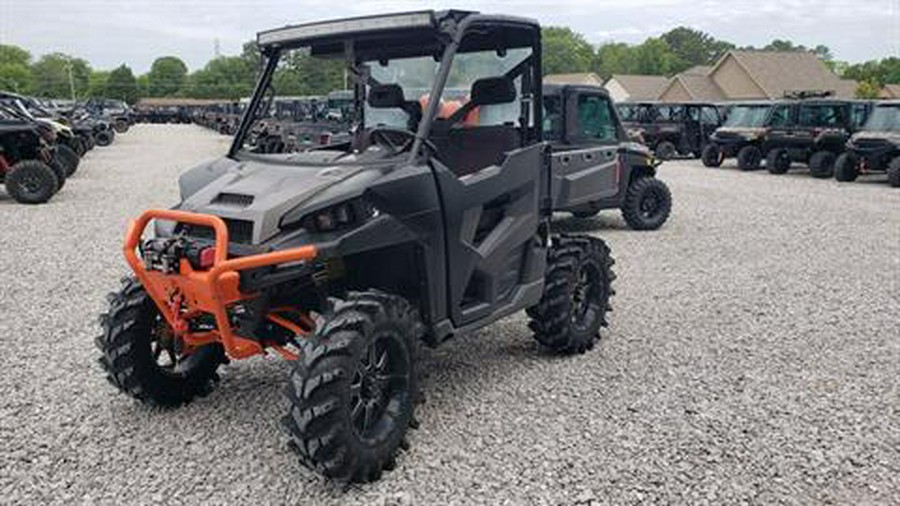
[213,192,254,207]
[180,218,254,244]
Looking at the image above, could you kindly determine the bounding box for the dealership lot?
[1,124,897,505]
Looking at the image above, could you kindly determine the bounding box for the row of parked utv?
[0,92,131,204]
[619,93,900,187]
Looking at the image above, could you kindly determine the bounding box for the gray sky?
[2,0,898,72]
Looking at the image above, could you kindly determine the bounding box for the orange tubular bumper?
[124,209,317,360]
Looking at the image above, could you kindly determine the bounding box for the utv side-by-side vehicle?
[835,100,900,186]
[702,101,774,170]
[761,96,871,177]
[617,101,723,160]
[0,107,64,204]
[97,10,617,483]
[544,85,672,230]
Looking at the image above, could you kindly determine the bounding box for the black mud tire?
[114,119,130,134]
[49,156,67,190]
[96,277,226,407]
[654,141,677,161]
[737,145,762,171]
[95,130,113,147]
[701,144,723,167]
[4,160,59,204]
[55,144,80,176]
[834,153,859,182]
[621,176,672,230]
[526,235,615,354]
[886,157,900,187]
[70,137,86,157]
[808,150,836,179]
[283,291,421,483]
[766,148,791,174]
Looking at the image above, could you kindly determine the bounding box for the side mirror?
[470,77,516,106]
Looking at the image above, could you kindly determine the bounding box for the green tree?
[632,38,678,75]
[147,56,188,96]
[596,42,636,79]
[855,79,881,99]
[31,53,91,99]
[87,70,110,97]
[185,56,256,99]
[0,44,33,93]
[660,27,733,71]
[105,64,138,103]
[541,27,596,75]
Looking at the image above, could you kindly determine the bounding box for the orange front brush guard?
[124,209,317,359]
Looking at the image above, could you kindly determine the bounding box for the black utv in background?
[763,98,871,178]
[544,85,672,230]
[617,101,722,160]
[702,101,773,170]
[835,100,900,186]
[0,108,63,204]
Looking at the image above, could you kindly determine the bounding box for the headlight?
[281,197,379,233]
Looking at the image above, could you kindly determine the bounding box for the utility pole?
[66,58,76,101]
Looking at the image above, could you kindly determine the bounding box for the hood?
[851,131,900,144]
[178,152,394,244]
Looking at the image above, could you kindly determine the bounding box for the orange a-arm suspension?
[124,209,317,360]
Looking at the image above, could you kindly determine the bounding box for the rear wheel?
[834,153,859,182]
[808,150,836,179]
[701,144,723,167]
[621,176,672,230]
[4,160,59,204]
[654,141,677,161]
[114,119,130,133]
[283,291,420,483]
[737,145,762,170]
[766,148,791,174]
[55,144,80,176]
[96,277,225,407]
[887,157,900,187]
[527,235,615,354]
[95,130,113,147]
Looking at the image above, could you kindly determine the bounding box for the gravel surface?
[1,124,898,505]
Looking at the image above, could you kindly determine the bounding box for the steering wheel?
[368,127,438,157]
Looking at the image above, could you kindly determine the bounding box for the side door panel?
[433,143,547,327]
[551,147,618,210]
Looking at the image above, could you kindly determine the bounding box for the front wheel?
[95,131,113,147]
[4,160,59,204]
[766,148,791,174]
[55,144,81,176]
[621,177,672,230]
[834,153,859,182]
[887,157,900,187]
[701,144,723,167]
[527,235,615,354]
[808,150,836,179]
[283,291,420,483]
[737,145,762,171]
[96,277,225,407]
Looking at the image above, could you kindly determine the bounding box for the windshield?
[864,105,900,132]
[723,105,771,127]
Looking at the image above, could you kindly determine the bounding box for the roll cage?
[229,10,543,162]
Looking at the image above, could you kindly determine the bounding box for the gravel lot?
[1,124,898,505]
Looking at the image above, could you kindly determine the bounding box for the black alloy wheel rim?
[350,332,410,443]
[639,188,662,219]
[18,173,45,197]
[571,262,603,331]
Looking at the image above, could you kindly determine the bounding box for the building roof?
[715,50,848,99]
[664,74,726,101]
[682,65,713,76]
[606,74,670,100]
[544,72,604,86]
[880,84,900,98]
